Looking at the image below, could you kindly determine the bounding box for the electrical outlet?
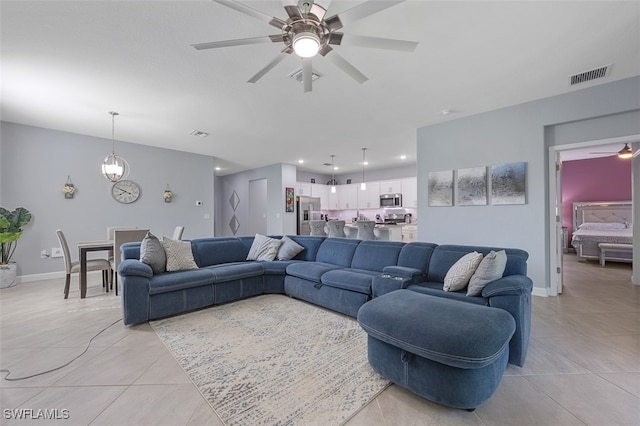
[51,247,63,258]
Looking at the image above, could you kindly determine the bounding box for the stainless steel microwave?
[380,193,402,207]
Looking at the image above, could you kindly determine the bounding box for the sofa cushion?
[315,238,360,267]
[246,234,283,261]
[191,238,248,267]
[260,260,301,275]
[148,268,215,295]
[467,250,507,296]
[320,268,379,294]
[395,242,438,271]
[286,262,343,283]
[407,282,489,306]
[277,236,305,260]
[204,262,264,282]
[163,238,198,272]
[443,251,483,291]
[139,232,166,274]
[350,241,404,272]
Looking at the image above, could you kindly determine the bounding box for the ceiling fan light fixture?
[618,143,633,159]
[293,32,320,58]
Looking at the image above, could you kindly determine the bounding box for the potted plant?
[0,207,32,288]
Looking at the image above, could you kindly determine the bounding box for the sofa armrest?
[119,259,153,278]
[481,275,533,298]
[382,266,426,284]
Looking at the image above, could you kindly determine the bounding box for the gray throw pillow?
[467,250,507,296]
[139,232,166,274]
[246,234,283,262]
[163,237,198,272]
[277,236,305,260]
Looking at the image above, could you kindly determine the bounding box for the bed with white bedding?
[571,201,632,263]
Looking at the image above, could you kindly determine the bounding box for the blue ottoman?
[357,290,515,410]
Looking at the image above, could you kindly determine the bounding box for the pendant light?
[360,148,367,191]
[101,111,129,182]
[330,155,337,193]
[617,143,633,159]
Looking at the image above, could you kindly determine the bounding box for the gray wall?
[217,163,297,237]
[0,122,216,278]
[417,76,640,292]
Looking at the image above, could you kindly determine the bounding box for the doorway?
[249,178,268,235]
[548,135,639,296]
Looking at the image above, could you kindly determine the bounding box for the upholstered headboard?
[573,201,632,230]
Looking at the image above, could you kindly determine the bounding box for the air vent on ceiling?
[189,130,209,138]
[288,68,323,83]
[569,64,611,86]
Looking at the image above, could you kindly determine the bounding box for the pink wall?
[562,155,631,238]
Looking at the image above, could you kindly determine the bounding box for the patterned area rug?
[150,294,389,425]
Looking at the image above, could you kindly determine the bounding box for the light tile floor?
[1,254,638,425]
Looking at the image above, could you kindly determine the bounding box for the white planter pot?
[0,263,17,288]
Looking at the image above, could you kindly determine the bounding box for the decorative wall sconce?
[163,184,173,203]
[63,176,75,199]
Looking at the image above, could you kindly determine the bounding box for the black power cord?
[0,317,122,381]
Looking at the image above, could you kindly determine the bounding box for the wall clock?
[111,180,141,204]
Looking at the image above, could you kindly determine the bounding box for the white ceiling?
[2,1,639,175]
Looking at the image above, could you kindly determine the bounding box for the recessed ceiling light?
[298,159,304,164]
[400,155,407,160]
[440,109,451,116]
[215,167,221,171]
[190,130,209,137]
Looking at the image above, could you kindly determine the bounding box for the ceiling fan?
[589,143,634,159]
[192,0,419,92]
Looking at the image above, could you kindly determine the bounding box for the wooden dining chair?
[56,229,111,299]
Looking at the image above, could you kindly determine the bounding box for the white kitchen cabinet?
[401,178,418,208]
[297,182,312,196]
[338,184,359,210]
[311,184,329,210]
[358,181,380,209]
[379,179,402,194]
[327,188,339,210]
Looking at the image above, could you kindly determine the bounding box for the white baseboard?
[18,270,103,284]
[532,287,549,297]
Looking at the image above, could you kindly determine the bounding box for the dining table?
[77,240,114,298]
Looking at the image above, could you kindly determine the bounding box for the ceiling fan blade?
[325,51,368,84]
[213,0,287,30]
[247,52,288,83]
[283,4,302,20]
[302,57,312,93]
[342,34,418,52]
[192,35,283,50]
[325,0,404,31]
[327,32,343,46]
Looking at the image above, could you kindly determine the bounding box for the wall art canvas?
[285,187,294,212]
[491,162,527,205]
[457,167,487,206]
[428,170,454,207]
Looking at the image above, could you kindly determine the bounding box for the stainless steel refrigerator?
[296,196,322,235]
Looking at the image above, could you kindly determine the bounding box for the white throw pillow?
[247,234,283,262]
[467,250,507,296]
[443,252,483,292]
[277,236,305,260]
[163,237,198,272]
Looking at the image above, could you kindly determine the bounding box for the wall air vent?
[288,68,323,83]
[569,64,611,86]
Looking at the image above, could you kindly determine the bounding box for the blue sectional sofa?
[118,235,533,366]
